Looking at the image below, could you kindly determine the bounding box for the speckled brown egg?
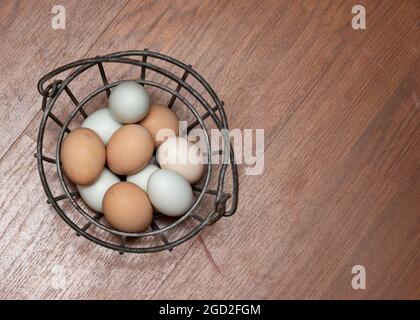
[60,128,106,185]
[139,104,179,147]
[106,124,154,175]
[103,182,153,232]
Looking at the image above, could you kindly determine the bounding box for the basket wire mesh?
[36,50,238,254]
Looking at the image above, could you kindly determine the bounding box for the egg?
[126,164,159,192]
[103,182,153,232]
[106,124,154,175]
[139,104,179,147]
[156,136,205,184]
[81,108,122,145]
[147,169,194,217]
[76,168,120,213]
[108,81,150,123]
[60,128,106,185]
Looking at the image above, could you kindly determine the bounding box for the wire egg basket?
[36,50,238,254]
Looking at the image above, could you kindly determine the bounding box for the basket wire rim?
[37,50,238,253]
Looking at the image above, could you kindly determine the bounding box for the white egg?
[77,168,120,213]
[126,164,159,192]
[147,169,193,217]
[156,136,205,184]
[81,108,123,145]
[108,81,150,123]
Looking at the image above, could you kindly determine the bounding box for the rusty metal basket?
[35,50,238,254]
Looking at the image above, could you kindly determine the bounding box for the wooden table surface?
[0,0,419,299]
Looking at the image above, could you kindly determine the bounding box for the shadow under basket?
[35,50,238,254]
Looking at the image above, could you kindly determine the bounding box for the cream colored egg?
[156,137,205,184]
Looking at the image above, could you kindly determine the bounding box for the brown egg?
[103,182,153,232]
[60,128,106,185]
[139,104,179,147]
[106,124,154,175]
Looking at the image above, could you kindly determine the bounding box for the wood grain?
[0,0,129,159]
[0,0,418,299]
